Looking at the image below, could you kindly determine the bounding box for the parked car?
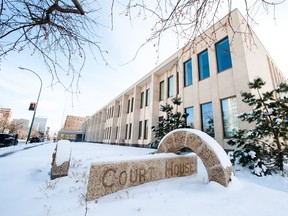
[30,136,41,143]
[0,133,18,147]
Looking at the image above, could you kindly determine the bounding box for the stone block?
[86,153,197,201]
[51,140,71,180]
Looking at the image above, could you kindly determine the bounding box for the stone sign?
[157,129,233,187]
[86,153,197,200]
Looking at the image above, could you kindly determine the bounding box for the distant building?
[33,117,47,133]
[59,115,89,141]
[0,108,12,133]
[63,115,89,132]
[82,9,287,149]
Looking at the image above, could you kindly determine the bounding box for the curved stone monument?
[157,129,233,187]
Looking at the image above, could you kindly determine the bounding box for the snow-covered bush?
[229,77,288,176]
[150,96,188,149]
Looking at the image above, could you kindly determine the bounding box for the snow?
[54,140,71,166]
[0,141,288,216]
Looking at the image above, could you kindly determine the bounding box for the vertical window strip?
[201,102,215,137]
[215,37,232,72]
[168,75,174,98]
[184,59,192,86]
[221,97,239,138]
[159,80,164,101]
[198,49,210,80]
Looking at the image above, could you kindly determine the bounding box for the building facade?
[81,9,286,149]
[34,117,48,133]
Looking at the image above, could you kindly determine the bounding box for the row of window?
[103,97,238,141]
[124,119,149,140]
[184,36,232,86]
[184,97,239,138]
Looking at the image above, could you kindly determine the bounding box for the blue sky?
[1,2,288,133]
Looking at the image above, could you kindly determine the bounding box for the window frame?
[184,59,193,87]
[140,92,144,108]
[159,80,165,101]
[215,36,232,73]
[200,102,215,137]
[184,106,195,128]
[167,75,174,98]
[198,49,210,80]
[221,96,239,138]
[138,121,142,139]
[145,88,150,107]
[144,119,148,140]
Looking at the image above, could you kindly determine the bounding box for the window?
[146,88,150,106]
[216,37,232,72]
[118,105,121,117]
[131,97,134,112]
[201,102,214,137]
[129,123,132,139]
[144,120,148,139]
[184,59,192,86]
[127,99,130,113]
[185,107,194,128]
[125,124,128,139]
[111,106,114,117]
[138,121,142,139]
[221,97,239,137]
[159,81,164,101]
[109,127,112,139]
[168,75,174,98]
[140,92,144,108]
[198,49,210,80]
[115,126,118,139]
[176,72,179,95]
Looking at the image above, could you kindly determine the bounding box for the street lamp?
[19,67,43,144]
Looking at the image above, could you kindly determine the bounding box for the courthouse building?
[81,9,286,149]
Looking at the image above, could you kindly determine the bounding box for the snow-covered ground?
[0,141,288,216]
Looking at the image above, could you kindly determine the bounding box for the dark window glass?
[140,92,144,108]
[201,102,214,137]
[176,72,179,95]
[129,123,132,139]
[111,106,114,117]
[216,37,232,72]
[146,88,150,106]
[125,124,128,139]
[221,97,239,137]
[109,127,112,139]
[198,49,210,80]
[144,120,148,139]
[118,105,121,117]
[138,121,142,139]
[185,107,194,128]
[131,97,134,112]
[115,126,118,139]
[184,59,192,86]
[159,81,164,101]
[127,99,130,113]
[168,75,174,98]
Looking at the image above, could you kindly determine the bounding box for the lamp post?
[19,67,43,144]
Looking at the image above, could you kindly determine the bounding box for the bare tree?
[121,0,286,61]
[0,0,107,92]
[0,0,286,91]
